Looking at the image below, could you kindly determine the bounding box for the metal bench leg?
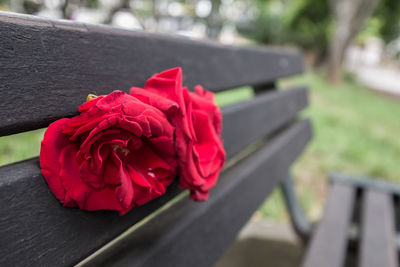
[280,173,312,244]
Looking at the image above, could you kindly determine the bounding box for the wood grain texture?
[0,91,308,267]
[0,11,303,136]
[78,120,312,267]
[0,160,182,267]
[302,182,356,267]
[359,189,398,267]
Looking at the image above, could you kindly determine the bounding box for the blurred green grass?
[215,86,254,106]
[0,128,45,166]
[217,72,400,221]
[294,72,400,182]
[1,73,399,223]
[260,72,400,221]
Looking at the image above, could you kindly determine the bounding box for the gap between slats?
[0,87,308,168]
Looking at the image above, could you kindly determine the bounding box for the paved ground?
[356,66,400,96]
[215,219,304,267]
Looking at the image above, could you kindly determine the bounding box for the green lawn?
[1,72,399,222]
[261,72,400,221]
[294,72,400,182]
[218,72,400,221]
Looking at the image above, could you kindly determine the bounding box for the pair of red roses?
[40,68,225,215]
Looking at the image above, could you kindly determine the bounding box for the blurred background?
[0,0,399,264]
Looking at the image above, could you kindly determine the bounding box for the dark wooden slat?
[330,173,400,197]
[222,86,308,159]
[0,11,303,136]
[0,162,183,267]
[78,120,312,267]
[302,182,356,267]
[359,189,398,267]
[0,94,308,267]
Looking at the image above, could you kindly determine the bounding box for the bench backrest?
[0,11,311,267]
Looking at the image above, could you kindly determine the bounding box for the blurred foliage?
[1,0,399,47]
[237,0,332,64]
[373,0,400,43]
[238,0,400,65]
[284,0,331,50]
[0,0,8,10]
[354,17,382,45]
[354,0,400,45]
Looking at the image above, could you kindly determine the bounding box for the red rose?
[130,68,225,201]
[40,91,177,215]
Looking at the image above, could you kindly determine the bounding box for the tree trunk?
[103,0,130,25]
[206,0,222,40]
[328,0,380,84]
[329,10,352,84]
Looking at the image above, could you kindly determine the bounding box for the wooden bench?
[0,11,398,267]
[300,173,400,267]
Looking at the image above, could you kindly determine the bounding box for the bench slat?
[359,189,398,267]
[0,89,307,267]
[0,11,303,136]
[222,86,308,159]
[78,120,312,267]
[302,182,356,267]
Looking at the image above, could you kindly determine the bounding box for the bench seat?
[301,175,399,267]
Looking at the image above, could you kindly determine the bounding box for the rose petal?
[40,118,71,204]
